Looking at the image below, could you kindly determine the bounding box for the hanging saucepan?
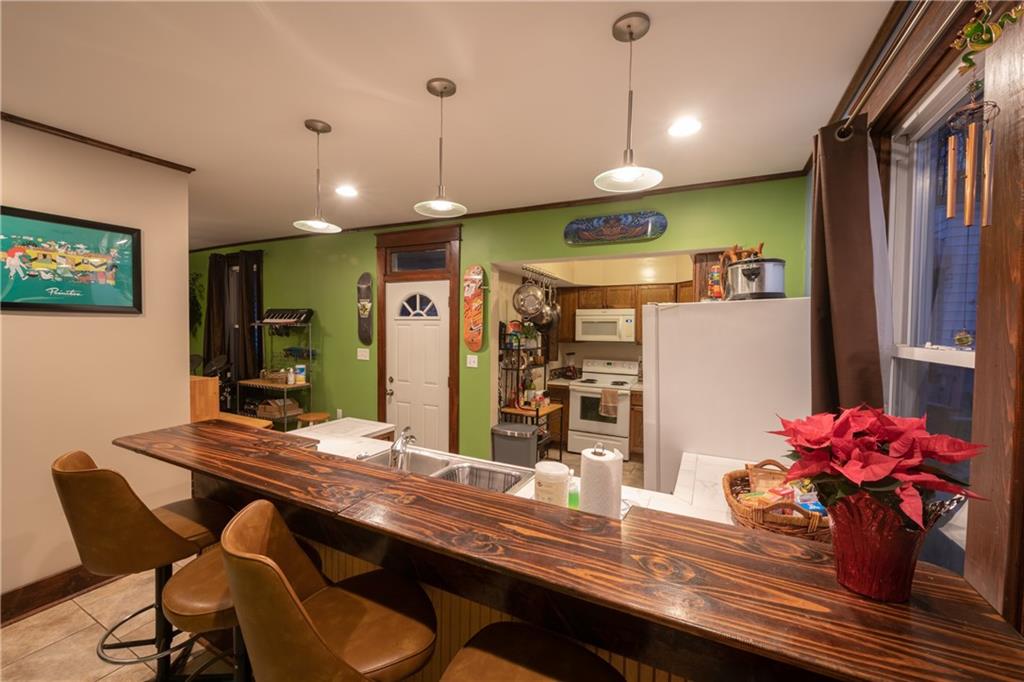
[513,279,545,318]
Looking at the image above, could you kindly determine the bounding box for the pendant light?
[414,78,467,218]
[293,119,341,234]
[594,12,663,193]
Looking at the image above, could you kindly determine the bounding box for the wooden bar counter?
[114,421,1024,681]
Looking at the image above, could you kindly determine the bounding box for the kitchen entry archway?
[376,225,461,452]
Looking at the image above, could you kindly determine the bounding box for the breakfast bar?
[113,421,1024,682]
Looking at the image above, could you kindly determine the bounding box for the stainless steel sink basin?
[358,450,452,476]
[433,462,528,493]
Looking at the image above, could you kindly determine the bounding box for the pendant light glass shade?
[594,13,662,194]
[415,78,467,218]
[294,119,341,234]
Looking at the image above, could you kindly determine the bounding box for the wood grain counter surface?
[115,421,1024,681]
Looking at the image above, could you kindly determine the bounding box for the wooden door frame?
[376,225,461,453]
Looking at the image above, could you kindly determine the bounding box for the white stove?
[568,360,639,459]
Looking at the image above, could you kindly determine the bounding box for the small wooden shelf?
[237,379,311,391]
[500,402,563,418]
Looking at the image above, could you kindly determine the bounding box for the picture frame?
[1,206,142,314]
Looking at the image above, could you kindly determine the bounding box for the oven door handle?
[571,387,631,397]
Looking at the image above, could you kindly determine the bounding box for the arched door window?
[398,293,439,318]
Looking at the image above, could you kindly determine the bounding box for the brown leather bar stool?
[51,451,234,681]
[221,500,625,682]
[221,500,437,682]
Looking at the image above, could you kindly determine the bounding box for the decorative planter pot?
[828,492,927,602]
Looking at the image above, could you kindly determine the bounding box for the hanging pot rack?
[835,0,971,141]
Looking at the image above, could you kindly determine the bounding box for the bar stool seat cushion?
[302,569,436,682]
[162,546,237,634]
[154,498,234,550]
[440,622,625,682]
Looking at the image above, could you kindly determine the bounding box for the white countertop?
[514,477,732,525]
[293,417,396,439]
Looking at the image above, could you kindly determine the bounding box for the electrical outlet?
[357,348,370,361]
[466,354,478,368]
[336,408,344,419]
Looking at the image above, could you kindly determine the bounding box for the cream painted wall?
[1,124,191,592]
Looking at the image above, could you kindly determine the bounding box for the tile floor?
[1,559,231,682]
[543,449,645,488]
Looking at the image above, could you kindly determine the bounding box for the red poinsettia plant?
[772,406,984,529]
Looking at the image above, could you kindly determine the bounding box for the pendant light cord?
[624,30,634,164]
[437,94,445,197]
[314,132,322,219]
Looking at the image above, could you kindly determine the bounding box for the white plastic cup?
[534,461,570,507]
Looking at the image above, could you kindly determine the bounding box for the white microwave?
[575,309,636,342]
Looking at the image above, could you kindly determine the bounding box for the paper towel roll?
[579,444,623,519]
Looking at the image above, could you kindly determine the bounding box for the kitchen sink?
[358,450,452,476]
[433,462,528,493]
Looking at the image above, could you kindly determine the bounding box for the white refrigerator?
[642,297,812,492]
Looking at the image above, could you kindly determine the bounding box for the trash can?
[491,423,538,468]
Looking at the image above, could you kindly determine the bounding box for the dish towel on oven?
[599,389,618,418]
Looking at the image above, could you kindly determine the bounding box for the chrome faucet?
[390,427,416,471]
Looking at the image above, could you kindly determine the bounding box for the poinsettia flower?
[914,434,985,463]
[771,413,835,449]
[833,406,878,439]
[783,450,834,481]
[893,471,984,499]
[896,483,925,528]
[835,448,902,485]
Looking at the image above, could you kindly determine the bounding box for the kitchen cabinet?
[546,384,570,448]
[604,285,636,309]
[635,283,676,344]
[557,288,578,343]
[629,391,643,458]
[577,287,606,309]
[676,280,695,303]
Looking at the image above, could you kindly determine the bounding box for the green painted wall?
[190,175,807,458]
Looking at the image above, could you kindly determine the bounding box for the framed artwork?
[1,206,142,313]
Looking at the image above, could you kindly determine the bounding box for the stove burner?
[611,381,629,386]
[578,378,597,384]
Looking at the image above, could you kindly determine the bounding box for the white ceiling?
[2,2,889,249]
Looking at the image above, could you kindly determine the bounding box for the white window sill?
[893,344,975,369]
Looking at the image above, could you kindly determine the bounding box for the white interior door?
[385,280,450,451]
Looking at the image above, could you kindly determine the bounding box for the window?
[389,247,447,273]
[398,293,439,318]
[888,69,983,574]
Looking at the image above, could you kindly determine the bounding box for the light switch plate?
[357,348,370,361]
[466,354,478,368]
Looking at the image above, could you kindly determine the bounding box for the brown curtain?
[232,250,263,381]
[810,113,892,413]
[203,253,227,364]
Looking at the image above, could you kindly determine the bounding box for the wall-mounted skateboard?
[357,272,372,345]
[463,265,485,352]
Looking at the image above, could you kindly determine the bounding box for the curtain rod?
[837,0,969,139]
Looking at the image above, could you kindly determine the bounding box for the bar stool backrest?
[51,450,197,576]
[221,500,366,682]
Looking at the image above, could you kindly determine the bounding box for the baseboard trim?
[1,565,117,626]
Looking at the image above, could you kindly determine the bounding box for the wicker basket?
[723,459,832,543]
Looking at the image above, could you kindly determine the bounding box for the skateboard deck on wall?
[463,265,485,352]
[357,272,372,346]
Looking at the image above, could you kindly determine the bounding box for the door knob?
[386,388,394,397]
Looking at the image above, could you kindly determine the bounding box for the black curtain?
[203,253,227,364]
[231,250,263,380]
[810,113,891,413]
[202,250,263,381]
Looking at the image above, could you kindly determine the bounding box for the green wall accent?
[190,175,807,458]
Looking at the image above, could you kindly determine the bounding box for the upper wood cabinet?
[557,288,578,343]
[635,283,677,344]
[604,285,636,309]
[676,280,695,303]
[576,287,606,309]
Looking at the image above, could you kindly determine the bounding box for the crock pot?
[725,257,786,300]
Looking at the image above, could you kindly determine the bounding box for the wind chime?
[943,80,998,229]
